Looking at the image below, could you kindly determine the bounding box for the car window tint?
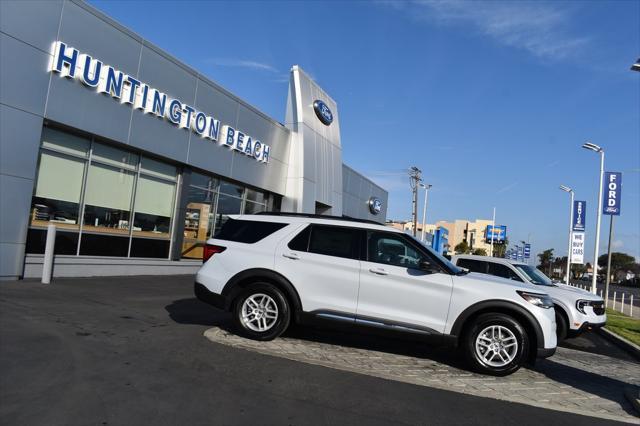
[308,225,360,259]
[488,262,522,281]
[287,225,311,251]
[457,259,487,273]
[214,219,287,243]
[367,232,424,269]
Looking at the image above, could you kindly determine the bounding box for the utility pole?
[409,166,422,237]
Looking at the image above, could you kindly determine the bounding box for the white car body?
[195,214,557,374]
[451,255,606,335]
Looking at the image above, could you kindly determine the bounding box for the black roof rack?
[254,211,383,226]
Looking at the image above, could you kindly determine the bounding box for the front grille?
[591,302,605,315]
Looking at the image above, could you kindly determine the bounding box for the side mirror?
[419,260,439,273]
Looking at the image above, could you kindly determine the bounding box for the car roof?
[452,254,527,266]
[229,214,400,233]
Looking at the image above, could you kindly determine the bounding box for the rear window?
[308,225,361,260]
[457,258,487,273]
[214,219,287,243]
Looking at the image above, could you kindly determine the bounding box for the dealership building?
[0,0,388,280]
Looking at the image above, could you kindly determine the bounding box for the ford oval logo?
[313,100,333,126]
[368,197,382,215]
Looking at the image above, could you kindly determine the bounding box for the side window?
[367,232,424,269]
[287,225,311,251]
[457,259,487,274]
[307,225,360,260]
[213,219,287,243]
[488,263,523,281]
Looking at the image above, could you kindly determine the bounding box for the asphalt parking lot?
[1,275,638,425]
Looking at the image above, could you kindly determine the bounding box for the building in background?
[0,0,388,280]
[388,218,506,255]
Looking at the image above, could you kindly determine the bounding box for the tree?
[492,237,509,258]
[571,263,587,279]
[597,252,636,282]
[455,240,470,254]
[472,248,487,256]
[537,249,554,276]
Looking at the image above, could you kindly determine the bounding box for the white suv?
[451,255,606,341]
[195,214,557,376]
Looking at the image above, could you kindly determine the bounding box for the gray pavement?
[0,275,637,425]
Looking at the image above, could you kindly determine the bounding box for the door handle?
[369,267,388,275]
[283,253,300,260]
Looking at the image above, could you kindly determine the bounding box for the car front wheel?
[232,282,290,341]
[462,313,529,376]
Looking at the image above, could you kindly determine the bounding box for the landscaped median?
[605,308,640,346]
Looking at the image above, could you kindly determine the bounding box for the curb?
[625,387,640,417]
[597,327,640,361]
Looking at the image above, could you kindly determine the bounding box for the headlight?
[576,300,591,314]
[517,291,554,309]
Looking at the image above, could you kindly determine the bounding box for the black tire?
[232,282,290,341]
[554,308,568,342]
[461,313,529,376]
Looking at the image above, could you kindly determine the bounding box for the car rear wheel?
[462,313,529,376]
[232,282,290,341]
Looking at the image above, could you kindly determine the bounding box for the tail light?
[203,244,226,262]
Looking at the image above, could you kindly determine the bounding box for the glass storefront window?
[27,126,280,260]
[30,134,89,230]
[245,188,266,205]
[214,193,243,233]
[243,200,266,214]
[219,180,244,198]
[182,184,216,259]
[82,162,135,235]
[41,127,90,158]
[190,172,217,191]
[92,142,138,170]
[132,175,176,238]
[141,157,177,181]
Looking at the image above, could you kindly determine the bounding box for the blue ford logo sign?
[313,100,333,126]
[368,197,382,215]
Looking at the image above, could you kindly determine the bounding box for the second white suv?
[451,255,606,341]
[195,214,557,376]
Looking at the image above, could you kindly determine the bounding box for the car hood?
[546,283,603,302]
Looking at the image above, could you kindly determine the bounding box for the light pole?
[559,185,574,285]
[419,183,432,242]
[489,207,496,257]
[582,142,604,294]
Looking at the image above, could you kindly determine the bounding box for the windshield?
[513,264,554,286]
[409,235,465,275]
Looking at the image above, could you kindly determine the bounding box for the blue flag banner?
[603,172,622,215]
[572,200,587,232]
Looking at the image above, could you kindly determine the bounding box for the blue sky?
[90,0,639,263]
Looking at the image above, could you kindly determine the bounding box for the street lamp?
[419,183,432,242]
[582,142,604,294]
[559,185,574,285]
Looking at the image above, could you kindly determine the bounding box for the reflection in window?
[243,200,266,214]
[82,162,134,235]
[219,180,244,198]
[190,172,217,191]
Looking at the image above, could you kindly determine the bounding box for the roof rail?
[254,211,382,226]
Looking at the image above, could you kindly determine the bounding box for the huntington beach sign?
[49,41,271,163]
